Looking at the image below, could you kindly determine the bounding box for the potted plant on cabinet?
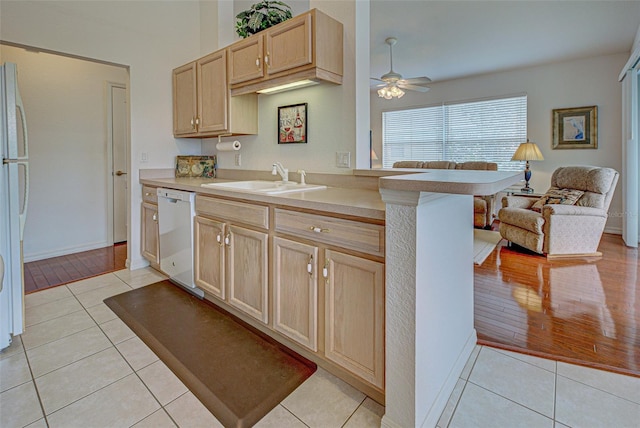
[235,1,293,38]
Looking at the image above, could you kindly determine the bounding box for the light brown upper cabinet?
[228,9,343,96]
[172,49,258,138]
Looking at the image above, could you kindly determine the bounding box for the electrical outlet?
[235,153,241,166]
[336,152,351,168]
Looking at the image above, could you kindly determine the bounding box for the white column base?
[380,190,476,428]
[128,256,150,271]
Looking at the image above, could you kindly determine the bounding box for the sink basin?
[201,180,326,195]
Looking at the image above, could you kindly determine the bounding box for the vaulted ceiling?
[370,1,640,85]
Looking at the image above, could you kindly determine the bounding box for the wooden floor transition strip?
[104,280,316,428]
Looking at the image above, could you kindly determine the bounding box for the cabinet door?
[197,50,228,134]
[229,36,264,85]
[172,62,197,136]
[227,225,268,323]
[194,216,226,300]
[265,13,312,75]
[324,250,385,389]
[141,202,159,267]
[273,237,318,351]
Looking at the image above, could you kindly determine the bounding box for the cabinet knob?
[322,259,329,279]
[224,234,231,246]
[309,226,329,233]
[256,57,261,69]
[216,233,222,245]
[265,54,270,67]
[307,254,313,276]
[190,118,196,129]
[195,117,200,126]
[152,213,157,222]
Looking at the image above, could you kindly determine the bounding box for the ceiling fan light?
[377,84,404,100]
[390,85,404,98]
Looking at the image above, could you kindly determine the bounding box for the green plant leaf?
[236,0,293,38]
[248,12,265,31]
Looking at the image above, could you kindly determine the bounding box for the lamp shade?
[511,140,544,161]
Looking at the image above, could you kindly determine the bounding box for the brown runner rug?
[104,280,316,427]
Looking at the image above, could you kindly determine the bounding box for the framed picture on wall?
[552,105,597,149]
[278,103,307,144]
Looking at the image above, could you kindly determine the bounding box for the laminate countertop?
[140,169,521,221]
[379,170,522,196]
[139,176,387,221]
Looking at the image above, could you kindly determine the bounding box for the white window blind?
[382,94,527,171]
[383,105,443,166]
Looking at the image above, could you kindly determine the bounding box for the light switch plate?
[235,153,241,166]
[336,152,351,168]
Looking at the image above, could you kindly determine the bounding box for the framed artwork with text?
[278,103,307,144]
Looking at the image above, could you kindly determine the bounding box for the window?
[382,94,527,171]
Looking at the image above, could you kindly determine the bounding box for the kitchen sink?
[201,180,326,195]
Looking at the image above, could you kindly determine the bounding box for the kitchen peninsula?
[378,169,520,428]
[139,168,520,427]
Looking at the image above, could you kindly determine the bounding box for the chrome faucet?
[272,162,289,182]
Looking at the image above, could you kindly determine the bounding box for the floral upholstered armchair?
[499,166,619,257]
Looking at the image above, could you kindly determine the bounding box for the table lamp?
[511,140,544,193]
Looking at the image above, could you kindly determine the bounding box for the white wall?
[0,0,364,268]
[1,45,128,261]
[1,1,202,268]
[371,53,627,233]
[203,0,360,174]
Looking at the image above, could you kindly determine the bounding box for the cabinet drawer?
[274,209,384,257]
[142,186,157,204]
[196,195,269,230]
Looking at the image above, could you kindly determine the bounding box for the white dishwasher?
[157,188,203,298]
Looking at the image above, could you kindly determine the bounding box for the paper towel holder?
[217,133,233,144]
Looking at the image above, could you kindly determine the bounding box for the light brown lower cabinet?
[324,249,385,389]
[227,225,269,323]
[272,237,319,352]
[141,202,159,268]
[194,216,226,299]
[192,196,384,396]
[194,215,268,324]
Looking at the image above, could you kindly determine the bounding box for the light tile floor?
[1,268,639,427]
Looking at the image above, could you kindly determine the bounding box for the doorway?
[107,82,129,245]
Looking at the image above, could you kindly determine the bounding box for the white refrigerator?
[0,62,29,351]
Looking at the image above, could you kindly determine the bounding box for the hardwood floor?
[475,232,639,377]
[24,243,127,293]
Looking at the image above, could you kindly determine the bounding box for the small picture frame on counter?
[175,155,217,178]
[278,103,307,144]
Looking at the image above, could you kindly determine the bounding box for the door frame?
[105,81,129,247]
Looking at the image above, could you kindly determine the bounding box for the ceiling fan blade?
[398,83,430,93]
[399,77,432,85]
[370,77,386,82]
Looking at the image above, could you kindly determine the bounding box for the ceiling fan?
[372,37,431,99]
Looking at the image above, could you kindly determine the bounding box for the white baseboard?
[24,241,110,263]
[128,256,150,271]
[419,329,477,428]
[604,226,622,235]
[381,330,478,428]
